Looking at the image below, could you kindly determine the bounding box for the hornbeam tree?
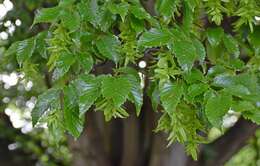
[4,0,260,165]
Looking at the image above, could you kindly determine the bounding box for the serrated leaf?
[80,0,100,27]
[223,34,239,58]
[64,85,84,138]
[205,92,232,127]
[108,2,129,22]
[183,69,205,84]
[160,81,183,115]
[129,5,150,20]
[156,0,178,17]
[32,88,60,126]
[172,40,197,71]
[52,52,75,81]
[207,27,224,46]
[193,38,206,63]
[188,83,209,98]
[77,53,93,73]
[138,28,172,47]
[99,7,116,32]
[60,10,81,32]
[248,27,260,56]
[35,31,49,59]
[102,76,132,107]
[16,37,36,66]
[127,74,143,116]
[243,110,260,124]
[33,6,61,25]
[5,41,19,57]
[96,35,120,62]
[73,75,102,116]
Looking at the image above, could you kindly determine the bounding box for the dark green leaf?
[160,81,183,115]
[60,10,81,32]
[33,6,61,25]
[64,85,84,138]
[223,34,239,58]
[172,40,197,71]
[77,53,93,74]
[138,28,172,47]
[102,76,132,107]
[96,35,120,62]
[207,27,224,46]
[73,75,102,116]
[32,88,60,125]
[205,92,232,127]
[108,2,129,21]
[52,52,75,81]
[16,37,36,66]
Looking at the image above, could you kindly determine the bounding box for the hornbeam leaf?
[96,35,120,62]
[60,10,81,32]
[102,76,132,107]
[108,2,129,22]
[33,6,61,25]
[223,34,239,58]
[160,81,183,115]
[128,75,143,116]
[156,0,178,17]
[52,52,75,81]
[64,85,84,138]
[16,37,36,66]
[206,27,224,46]
[138,28,172,47]
[205,92,232,127]
[171,40,197,71]
[73,75,102,116]
[32,88,60,126]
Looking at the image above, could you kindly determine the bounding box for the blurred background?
[0,1,259,166]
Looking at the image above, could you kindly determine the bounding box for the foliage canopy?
[5,0,260,160]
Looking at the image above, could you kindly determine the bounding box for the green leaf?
[188,83,209,98]
[160,81,183,115]
[125,72,143,116]
[205,92,232,127]
[102,76,132,107]
[248,27,260,56]
[243,110,260,125]
[129,5,150,20]
[64,85,84,138]
[35,31,49,59]
[60,10,81,32]
[183,69,204,84]
[73,75,102,116]
[32,88,60,126]
[171,40,197,71]
[223,34,239,58]
[193,38,206,63]
[52,52,75,81]
[16,37,36,66]
[108,2,129,22]
[99,7,116,32]
[156,0,178,17]
[77,53,93,73]
[81,0,100,27]
[5,41,19,57]
[138,28,172,47]
[206,27,224,46]
[33,6,61,25]
[96,35,120,62]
